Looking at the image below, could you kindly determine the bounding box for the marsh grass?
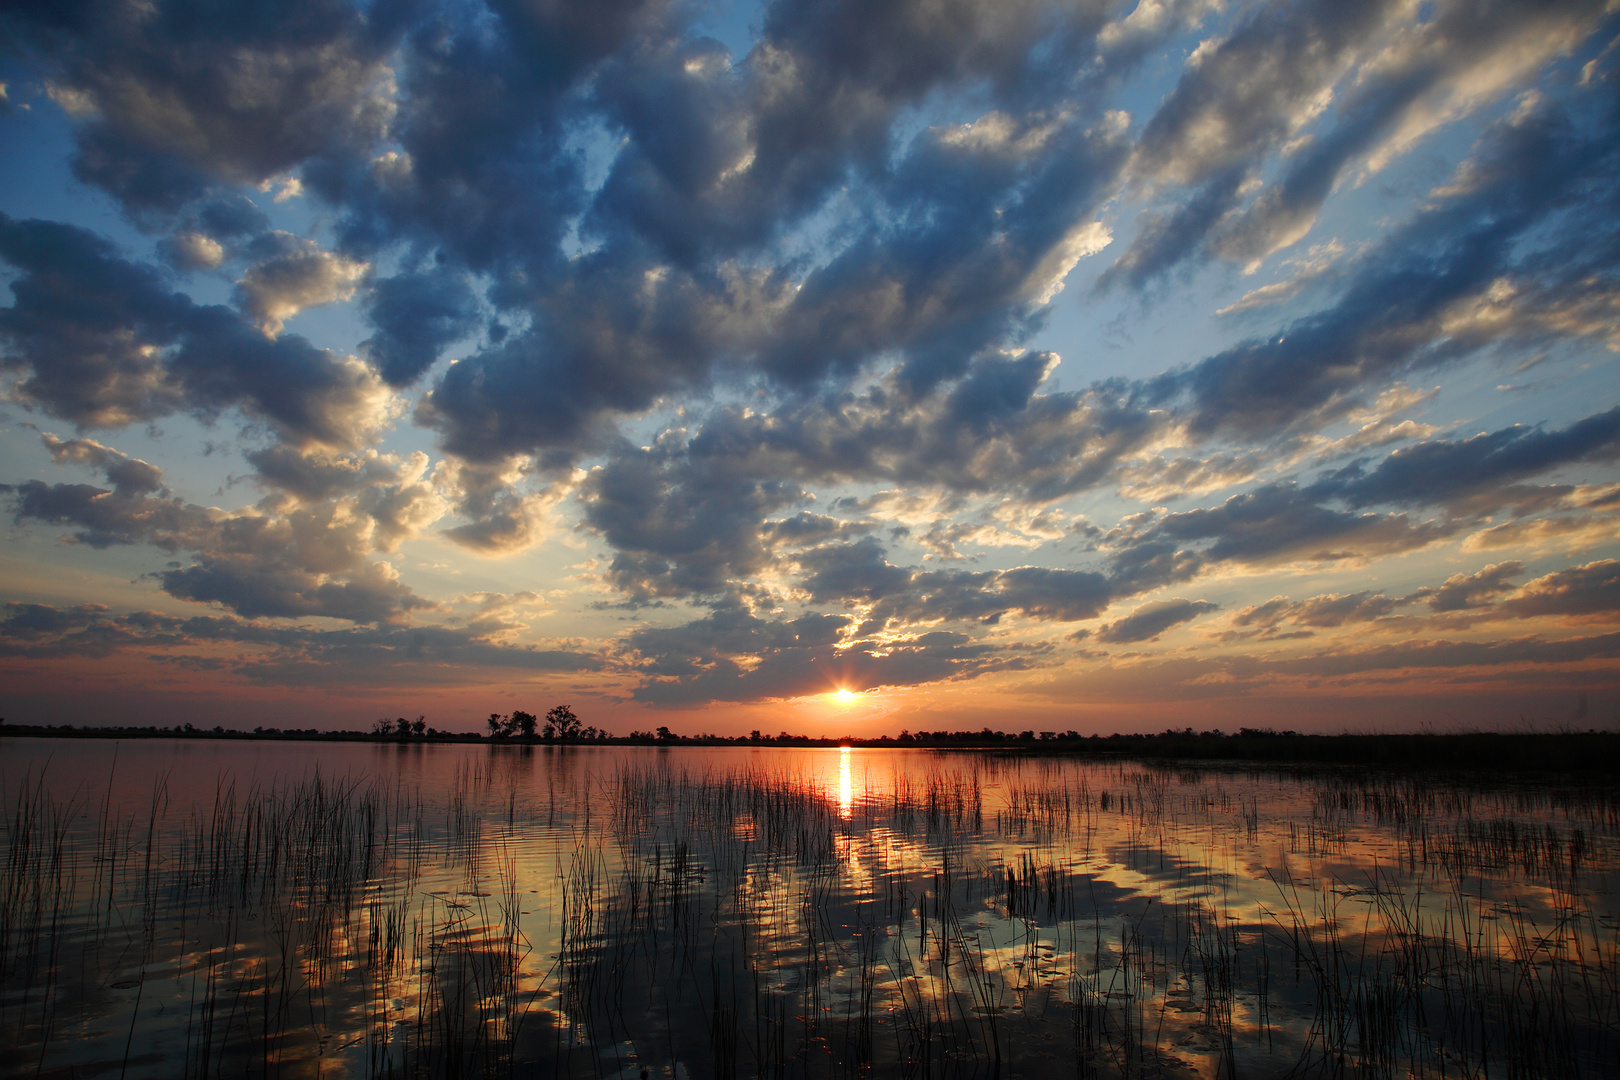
[2,748,1617,1078]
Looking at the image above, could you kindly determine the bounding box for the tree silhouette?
[546,705,581,740]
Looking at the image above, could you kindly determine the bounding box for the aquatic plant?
[1,747,1617,1078]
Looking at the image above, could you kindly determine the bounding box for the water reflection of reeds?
[2,746,1617,1078]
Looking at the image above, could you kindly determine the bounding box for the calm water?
[2,739,1617,1079]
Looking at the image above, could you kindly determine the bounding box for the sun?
[831,687,858,704]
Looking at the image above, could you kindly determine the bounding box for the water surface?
[3,739,1616,1078]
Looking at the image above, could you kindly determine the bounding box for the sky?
[1,0,1618,737]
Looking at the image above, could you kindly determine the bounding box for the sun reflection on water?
[3,741,1617,1080]
[838,745,853,818]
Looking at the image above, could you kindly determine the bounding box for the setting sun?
[831,688,858,704]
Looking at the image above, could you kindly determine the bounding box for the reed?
[1,747,1615,1078]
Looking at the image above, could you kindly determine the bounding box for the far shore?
[3,722,1616,773]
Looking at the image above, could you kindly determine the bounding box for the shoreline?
[3,724,1616,772]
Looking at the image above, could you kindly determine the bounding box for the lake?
[2,738,1616,1078]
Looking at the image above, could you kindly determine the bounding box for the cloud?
[1311,407,1620,512]
[581,439,809,600]
[0,214,190,427]
[11,435,201,549]
[1414,562,1524,612]
[1465,509,1620,554]
[235,237,369,336]
[1215,240,1349,315]
[0,215,394,448]
[158,555,424,625]
[1499,559,1620,620]
[1114,447,1267,501]
[360,267,482,386]
[1032,627,1620,712]
[160,231,226,270]
[583,0,1115,271]
[622,602,1041,705]
[1232,590,1396,630]
[1133,1,1393,187]
[1210,1,1602,272]
[7,0,400,213]
[565,383,1612,644]
[1127,482,1457,570]
[1099,164,1250,292]
[569,361,1133,601]
[853,560,1117,630]
[1275,630,1620,677]
[797,538,915,606]
[296,0,1135,466]
[1115,0,1609,285]
[0,601,603,684]
[580,357,1163,512]
[195,194,271,238]
[398,19,1135,461]
[432,457,572,556]
[312,0,657,276]
[8,433,445,623]
[1152,94,1620,439]
[1094,597,1217,643]
[3,0,1618,718]
[1225,558,1620,634]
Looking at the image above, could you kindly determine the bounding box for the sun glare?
[832,688,858,704]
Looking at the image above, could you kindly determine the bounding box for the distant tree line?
[484,705,609,742]
[3,717,1616,771]
[372,716,432,738]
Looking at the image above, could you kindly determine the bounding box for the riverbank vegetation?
[3,748,1616,1078]
[2,717,1616,772]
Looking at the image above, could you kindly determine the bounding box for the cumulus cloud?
[7,0,401,211]
[622,602,1043,705]
[10,435,187,548]
[1498,560,1620,620]
[1414,562,1524,612]
[360,267,482,386]
[0,601,603,684]
[160,231,226,270]
[1123,483,1458,570]
[1311,407,1620,513]
[0,215,190,427]
[158,554,423,625]
[0,215,394,448]
[566,353,1142,603]
[801,548,1117,631]
[581,438,808,600]
[235,237,369,335]
[1095,598,1217,643]
[7,433,445,623]
[1230,558,1620,633]
[1226,590,1397,640]
[245,445,446,552]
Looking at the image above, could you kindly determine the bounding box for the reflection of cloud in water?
[3,742,1617,1078]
